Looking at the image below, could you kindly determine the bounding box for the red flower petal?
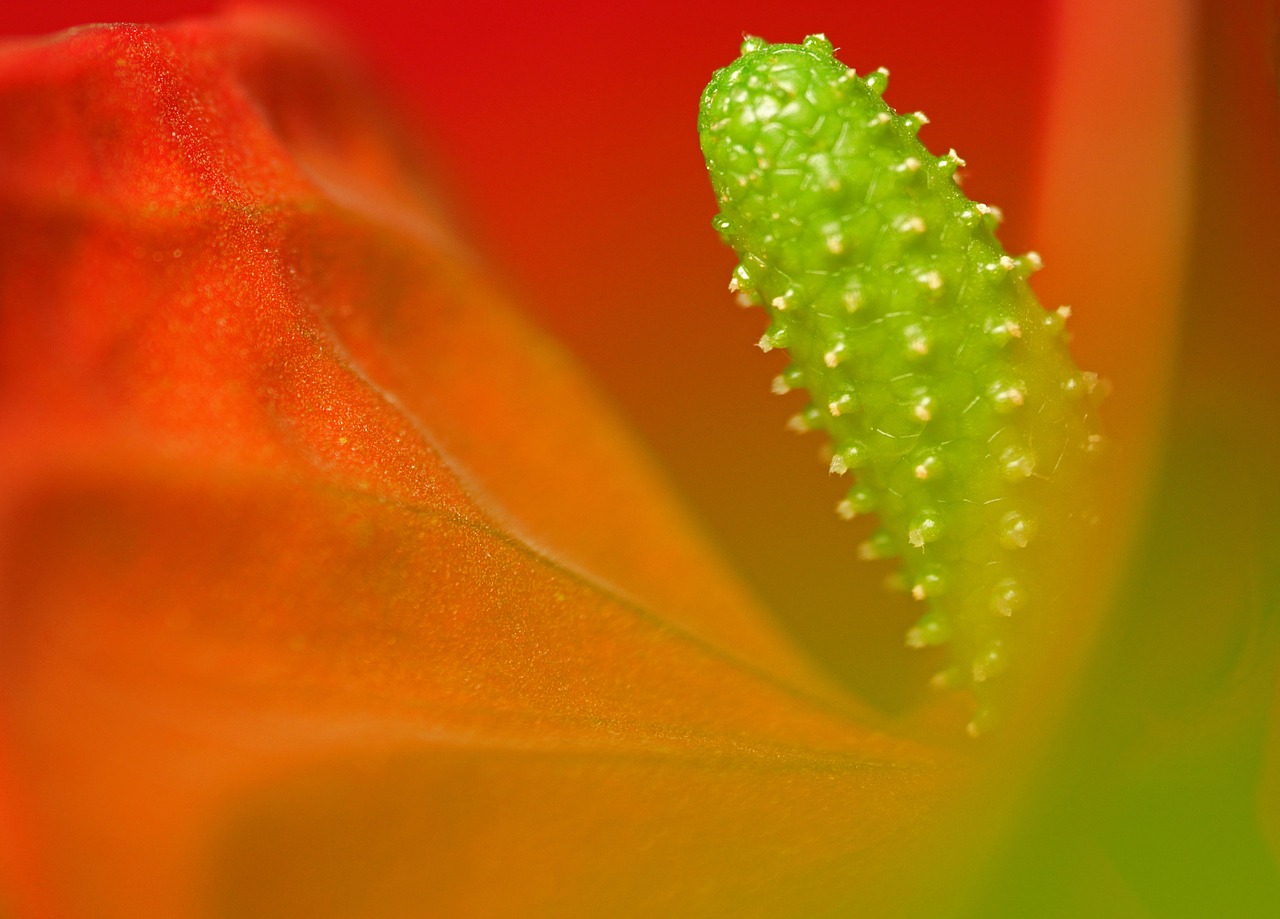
[0,14,974,917]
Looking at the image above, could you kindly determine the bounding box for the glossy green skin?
[699,35,1102,722]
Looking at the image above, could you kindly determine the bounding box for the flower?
[0,2,1276,917]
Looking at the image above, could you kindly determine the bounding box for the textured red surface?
[0,14,981,918]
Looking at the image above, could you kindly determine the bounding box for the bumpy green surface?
[699,35,1103,727]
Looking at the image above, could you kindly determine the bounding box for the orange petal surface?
[0,14,974,918]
